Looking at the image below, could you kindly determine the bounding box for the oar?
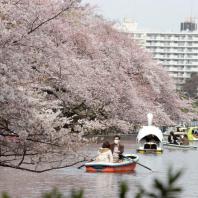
[136,162,152,171]
[78,164,86,169]
[122,155,152,171]
[77,156,97,169]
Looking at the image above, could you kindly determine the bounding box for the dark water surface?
[0,136,198,198]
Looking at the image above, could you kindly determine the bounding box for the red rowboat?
[85,154,139,173]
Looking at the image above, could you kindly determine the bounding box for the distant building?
[181,21,197,32]
[116,18,198,90]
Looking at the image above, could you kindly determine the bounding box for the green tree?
[182,73,198,98]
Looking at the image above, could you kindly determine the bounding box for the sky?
[82,0,198,32]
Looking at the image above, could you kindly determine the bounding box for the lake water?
[0,135,198,198]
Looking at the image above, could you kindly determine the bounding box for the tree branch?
[14,0,22,5]
[0,159,86,173]
[29,16,39,33]
[26,138,61,147]
[0,153,38,157]
[27,1,75,34]
[17,146,26,167]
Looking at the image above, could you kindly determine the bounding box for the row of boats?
[137,125,198,153]
[85,113,198,173]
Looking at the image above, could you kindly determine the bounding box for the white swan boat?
[136,113,163,154]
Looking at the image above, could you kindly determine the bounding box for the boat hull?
[137,142,163,154]
[86,163,137,173]
[163,142,197,149]
[85,154,138,173]
[137,149,163,154]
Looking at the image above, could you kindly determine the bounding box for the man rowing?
[110,135,124,162]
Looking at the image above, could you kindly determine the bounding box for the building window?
[150,34,156,39]
[186,66,192,70]
[164,42,170,46]
[178,66,184,70]
[186,60,192,64]
[178,42,185,46]
[188,36,193,40]
[164,48,170,52]
[163,54,170,58]
[178,60,184,64]
[188,42,192,46]
[178,48,184,52]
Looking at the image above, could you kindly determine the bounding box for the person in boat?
[168,131,179,145]
[110,135,124,163]
[95,141,113,163]
[180,134,189,145]
[192,129,198,136]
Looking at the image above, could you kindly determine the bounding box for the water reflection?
[94,173,114,198]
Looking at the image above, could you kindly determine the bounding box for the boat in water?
[163,141,197,150]
[136,113,163,154]
[85,154,139,173]
[164,126,198,141]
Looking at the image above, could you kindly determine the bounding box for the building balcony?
[169,72,191,79]
[146,37,198,42]
[153,55,198,60]
[146,43,198,48]
[151,50,198,54]
[147,48,198,54]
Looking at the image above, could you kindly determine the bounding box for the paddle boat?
[187,127,198,141]
[136,113,163,154]
[137,126,163,154]
[85,154,139,173]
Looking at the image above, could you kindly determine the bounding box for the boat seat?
[144,144,150,149]
[151,144,157,149]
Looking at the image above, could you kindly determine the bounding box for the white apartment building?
[116,18,198,90]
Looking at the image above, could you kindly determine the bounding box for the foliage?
[135,168,182,198]
[182,73,198,99]
[0,168,182,198]
[42,188,83,198]
[119,182,129,198]
[180,108,189,113]
[70,190,84,198]
[192,100,198,109]
[42,188,64,198]
[1,193,10,198]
